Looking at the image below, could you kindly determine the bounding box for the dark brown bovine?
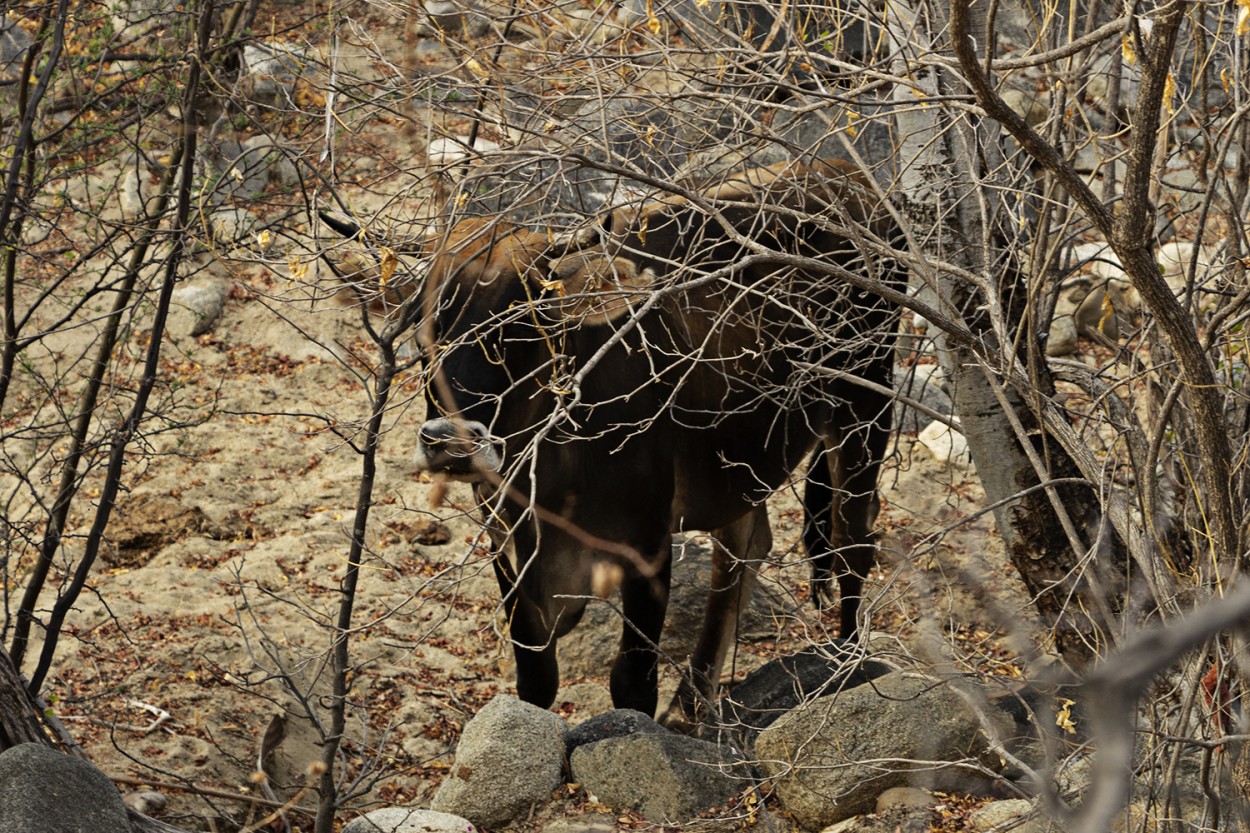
[324,159,902,723]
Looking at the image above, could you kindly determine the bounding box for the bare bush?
[5,0,1250,829]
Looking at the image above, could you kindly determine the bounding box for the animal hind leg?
[806,388,891,639]
[661,504,768,727]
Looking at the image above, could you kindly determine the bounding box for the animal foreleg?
[508,614,561,709]
[496,550,562,709]
[663,505,767,728]
[610,538,673,718]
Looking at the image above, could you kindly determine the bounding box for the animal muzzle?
[414,418,503,478]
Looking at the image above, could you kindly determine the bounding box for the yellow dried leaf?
[646,0,661,34]
[256,229,272,249]
[378,246,398,286]
[845,109,861,138]
[537,276,566,295]
[1239,0,1250,37]
[1056,697,1077,734]
[1121,35,1137,66]
[288,255,308,281]
[1222,68,1233,95]
[1163,73,1176,114]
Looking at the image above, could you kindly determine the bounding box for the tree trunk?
[888,1,1127,669]
[0,645,44,751]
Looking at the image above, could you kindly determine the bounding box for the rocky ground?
[0,4,1051,831]
[36,276,1028,830]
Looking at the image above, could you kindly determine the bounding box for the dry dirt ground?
[5,10,1044,832]
[38,286,1032,831]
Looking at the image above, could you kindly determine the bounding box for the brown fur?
[398,159,901,722]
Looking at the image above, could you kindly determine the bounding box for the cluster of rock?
[345,646,1045,832]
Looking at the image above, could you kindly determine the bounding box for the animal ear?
[542,252,655,326]
[546,214,611,256]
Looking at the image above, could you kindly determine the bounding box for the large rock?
[755,671,1005,828]
[241,43,306,110]
[342,808,477,833]
[566,708,668,757]
[169,280,228,338]
[720,645,893,743]
[0,743,133,833]
[570,733,753,823]
[0,17,32,121]
[0,17,31,75]
[893,363,953,435]
[430,695,567,828]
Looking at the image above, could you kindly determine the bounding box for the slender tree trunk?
[889,0,1127,669]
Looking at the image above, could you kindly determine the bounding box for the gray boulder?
[169,280,227,337]
[0,17,33,121]
[755,671,1005,828]
[430,695,567,828]
[199,139,270,203]
[570,733,753,823]
[241,43,305,110]
[566,708,668,757]
[342,808,478,833]
[720,645,893,743]
[0,743,133,833]
[893,363,953,434]
[1,17,31,78]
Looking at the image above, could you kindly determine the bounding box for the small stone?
[414,40,447,60]
[1000,88,1047,128]
[819,818,865,833]
[427,136,501,169]
[170,281,228,337]
[204,207,259,243]
[542,815,616,833]
[120,169,146,219]
[122,790,167,815]
[969,798,1060,833]
[241,136,300,188]
[1045,316,1078,357]
[894,362,954,434]
[875,787,934,812]
[342,808,478,833]
[917,420,973,468]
